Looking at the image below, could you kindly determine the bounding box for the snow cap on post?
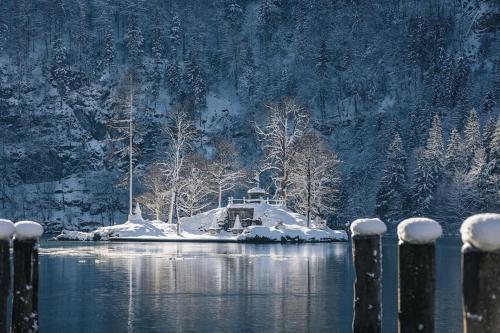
[397,218,442,244]
[460,213,500,252]
[14,221,44,241]
[350,218,387,236]
[0,219,15,240]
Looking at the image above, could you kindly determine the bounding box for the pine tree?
[166,59,181,103]
[186,53,206,111]
[315,40,331,119]
[169,13,182,57]
[463,108,482,168]
[483,117,500,210]
[104,24,115,69]
[375,133,407,228]
[412,115,444,216]
[445,128,464,176]
[124,15,144,68]
[50,38,70,107]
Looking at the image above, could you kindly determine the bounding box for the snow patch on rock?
[0,219,15,240]
[460,213,500,251]
[397,218,442,244]
[350,218,387,236]
[14,221,44,240]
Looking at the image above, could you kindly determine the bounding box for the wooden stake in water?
[0,219,15,333]
[460,214,500,333]
[11,221,43,333]
[350,218,387,333]
[397,218,442,333]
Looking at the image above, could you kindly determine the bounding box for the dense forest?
[0,0,498,233]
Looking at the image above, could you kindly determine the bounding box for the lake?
[37,238,462,332]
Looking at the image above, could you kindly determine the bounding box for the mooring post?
[397,218,442,333]
[350,218,387,333]
[11,221,43,333]
[460,213,500,333]
[0,219,15,333]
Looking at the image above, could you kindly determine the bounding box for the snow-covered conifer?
[412,115,444,216]
[124,15,144,67]
[463,108,482,167]
[445,128,464,175]
[375,133,407,227]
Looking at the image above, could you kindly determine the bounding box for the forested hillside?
[0,0,499,233]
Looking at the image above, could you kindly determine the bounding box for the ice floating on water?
[15,221,44,240]
[397,218,442,244]
[0,219,15,240]
[350,218,387,236]
[460,213,500,251]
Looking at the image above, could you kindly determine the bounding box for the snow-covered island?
[54,187,347,243]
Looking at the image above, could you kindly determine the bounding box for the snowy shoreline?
[52,203,348,243]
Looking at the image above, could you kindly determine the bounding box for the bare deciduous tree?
[289,131,340,226]
[207,137,246,207]
[255,98,309,205]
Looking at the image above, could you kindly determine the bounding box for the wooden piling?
[398,242,436,333]
[350,218,386,333]
[352,235,383,333]
[0,219,14,333]
[397,217,441,333]
[0,240,10,333]
[11,221,43,333]
[460,213,500,333]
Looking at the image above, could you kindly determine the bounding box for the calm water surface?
[38,238,462,332]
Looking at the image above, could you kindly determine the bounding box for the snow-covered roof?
[247,187,267,194]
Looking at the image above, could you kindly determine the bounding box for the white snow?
[53,202,347,243]
[350,218,387,236]
[0,219,15,240]
[397,218,442,244]
[460,213,500,251]
[232,214,243,231]
[14,221,44,240]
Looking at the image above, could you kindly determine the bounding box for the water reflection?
[37,239,461,333]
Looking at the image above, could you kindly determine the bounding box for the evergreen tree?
[375,133,407,228]
[104,24,115,69]
[412,115,444,216]
[315,40,331,119]
[169,13,182,57]
[186,53,206,111]
[463,108,482,168]
[445,128,464,176]
[166,59,182,103]
[124,15,144,67]
[49,38,70,107]
[483,117,500,210]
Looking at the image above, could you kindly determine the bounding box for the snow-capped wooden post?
[350,218,387,333]
[0,219,15,333]
[11,221,43,333]
[397,218,442,333]
[460,213,500,333]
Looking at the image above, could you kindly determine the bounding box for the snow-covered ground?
[53,202,347,243]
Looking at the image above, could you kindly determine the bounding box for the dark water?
[37,238,462,333]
